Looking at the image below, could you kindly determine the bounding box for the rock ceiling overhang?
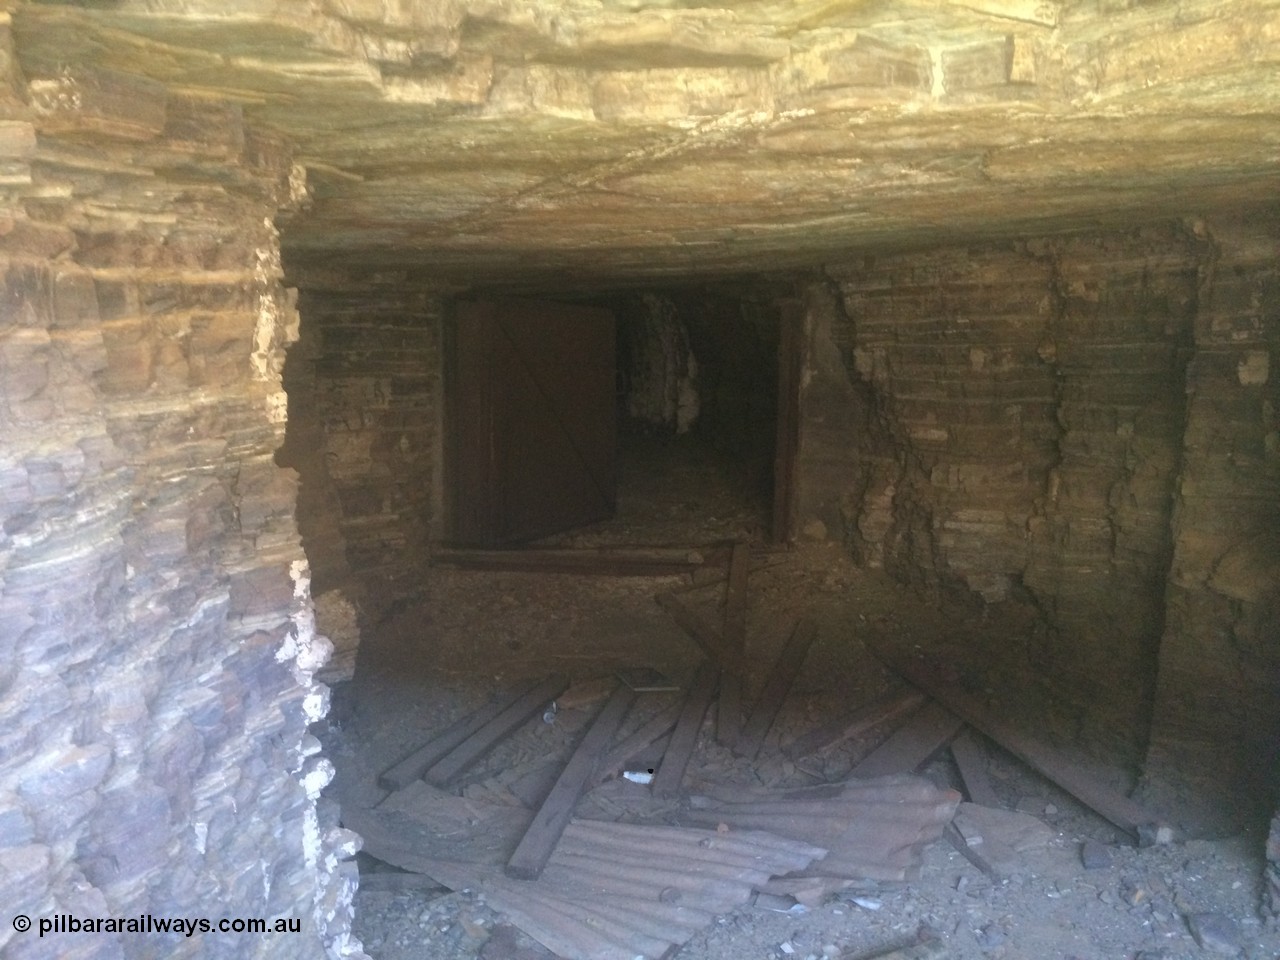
[12,0,1280,283]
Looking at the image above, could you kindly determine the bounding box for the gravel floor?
[318,444,1279,960]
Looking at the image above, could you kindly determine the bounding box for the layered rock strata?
[0,13,362,957]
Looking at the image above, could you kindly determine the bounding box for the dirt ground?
[317,439,1279,960]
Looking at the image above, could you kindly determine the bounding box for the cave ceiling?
[12,0,1280,283]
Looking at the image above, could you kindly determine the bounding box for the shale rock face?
[0,7,361,957]
[810,220,1279,827]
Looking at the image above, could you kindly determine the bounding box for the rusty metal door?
[447,299,617,545]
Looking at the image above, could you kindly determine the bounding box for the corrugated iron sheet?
[680,774,961,881]
[417,819,827,960]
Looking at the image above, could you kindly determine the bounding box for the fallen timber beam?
[597,702,681,784]
[873,646,1172,845]
[943,822,1002,881]
[848,700,964,779]
[424,674,569,787]
[506,683,637,880]
[652,660,720,799]
[717,541,751,748]
[783,688,927,760]
[379,682,547,791]
[655,592,737,669]
[949,729,1002,808]
[734,618,819,761]
[431,545,729,577]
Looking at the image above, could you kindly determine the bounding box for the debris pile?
[342,541,1178,959]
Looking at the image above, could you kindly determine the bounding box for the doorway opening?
[443,284,801,550]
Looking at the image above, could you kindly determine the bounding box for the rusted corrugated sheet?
[418,819,826,960]
[680,774,960,881]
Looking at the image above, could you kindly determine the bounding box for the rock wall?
[1143,217,1280,833]
[0,13,360,958]
[815,219,1278,815]
[1021,229,1198,745]
[825,247,1060,590]
[278,270,441,610]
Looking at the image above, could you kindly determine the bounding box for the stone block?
[1237,350,1270,386]
[1080,839,1113,869]
[591,67,768,121]
[2,262,52,329]
[228,565,295,619]
[28,66,167,141]
[92,280,137,322]
[238,464,298,532]
[51,326,107,382]
[139,282,182,316]
[162,94,245,157]
[825,36,931,91]
[0,353,49,404]
[98,335,153,395]
[188,312,251,387]
[0,119,34,158]
[1186,912,1243,956]
[52,268,99,329]
[183,482,232,556]
[334,483,384,519]
[149,337,190,391]
[0,220,76,260]
[942,38,1012,93]
[381,51,493,107]
[242,127,291,181]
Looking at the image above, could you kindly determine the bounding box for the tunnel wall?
[807,216,1279,827]
[1144,217,1280,831]
[0,21,360,960]
[278,271,442,612]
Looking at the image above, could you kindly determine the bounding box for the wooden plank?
[655,593,735,668]
[944,822,1002,881]
[506,683,638,879]
[949,729,1002,807]
[424,675,569,786]
[717,675,743,751]
[734,619,819,761]
[850,700,964,779]
[614,667,678,692]
[652,660,720,798]
[666,550,789,596]
[356,872,449,894]
[722,541,750,644]
[379,684,543,791]
[597,702,682,783]
[717,541,751,748]
[431,546,717,577]
[783,688,927,760]
[875,649,1170,843]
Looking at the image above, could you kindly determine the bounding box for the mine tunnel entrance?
[277,247,1280,960]
[442,286,797,549]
